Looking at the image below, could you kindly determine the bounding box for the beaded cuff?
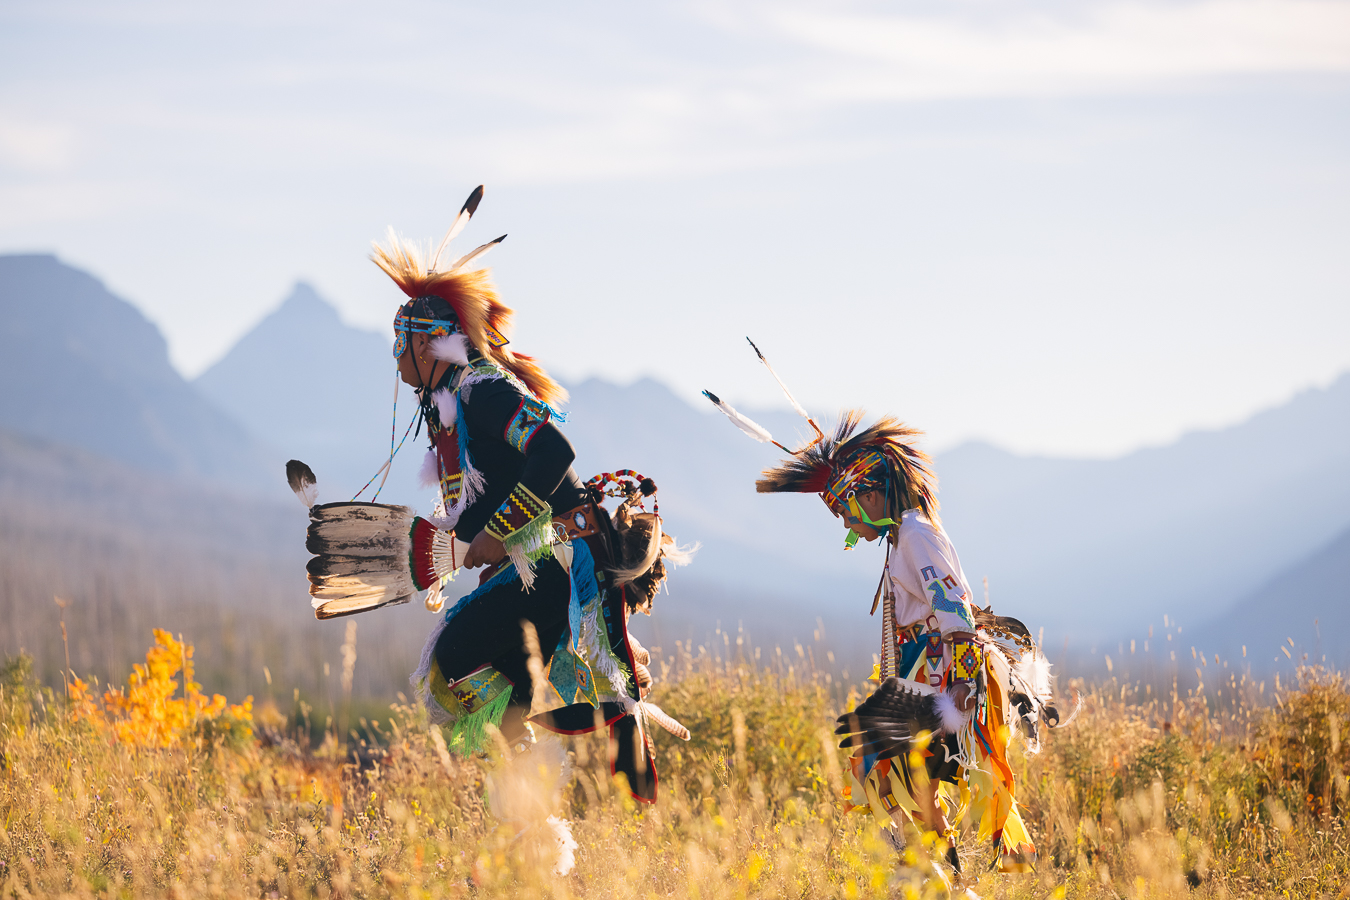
[950,640,984,682]
[485,483,550,542]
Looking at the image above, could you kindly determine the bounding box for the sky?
[2,0,1348,457]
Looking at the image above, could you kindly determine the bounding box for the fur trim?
[429,333,470,366]
[430,387,457,428]
[371,231,567,407]
[935,690,970,734]
[418,449,439,489]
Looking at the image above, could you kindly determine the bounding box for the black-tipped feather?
[835,677,943,760]
[286,459,318,508]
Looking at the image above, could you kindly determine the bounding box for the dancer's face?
[396,332,432,387]
[833,490,886,542]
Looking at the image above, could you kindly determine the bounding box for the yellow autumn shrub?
[67,627,253,747]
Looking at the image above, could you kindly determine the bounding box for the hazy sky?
[3,0,1347,457]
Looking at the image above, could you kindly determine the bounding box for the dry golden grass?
[0,633,1347,899]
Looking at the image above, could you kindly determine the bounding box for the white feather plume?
[702,390,774,443]
[429,333,470,366]
[935,690,970,734]
[1013,649,1053,702]
[417,450,439,489]
[430,387,458,428]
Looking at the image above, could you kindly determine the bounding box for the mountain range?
[0,253,1346,685]
[0,255,274,490]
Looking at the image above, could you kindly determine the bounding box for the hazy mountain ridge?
[1190,522,1350,669]
[0,255,276,492]
[194,282,411,501]
[937,373,1350,639]
[0,426,429,698]
[3,254,1347,676]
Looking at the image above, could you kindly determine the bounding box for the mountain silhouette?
[4,258,1347,662]
[0,254,273,491]
[194,281,418,504]
[938,374,1350,641]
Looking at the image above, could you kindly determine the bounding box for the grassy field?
[1,630,1347,899]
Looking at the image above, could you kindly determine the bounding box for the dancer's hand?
[950,682,975,712]
[463,532,506,569]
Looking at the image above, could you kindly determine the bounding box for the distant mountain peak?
[277,281,335,317]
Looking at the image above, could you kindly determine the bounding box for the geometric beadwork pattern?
[952,641,984,681]
[504,394,551,453]
[485,483,549,542]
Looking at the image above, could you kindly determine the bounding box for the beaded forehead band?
[391,302,510,359]
[391,313,458,359]
[823,450,887,512]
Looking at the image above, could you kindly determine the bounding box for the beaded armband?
[950,640,984,683]
[485,484,550,542]
[504,394,551,453]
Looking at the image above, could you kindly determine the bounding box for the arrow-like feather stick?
[701,390,792,453]
[639,701,691,741]
[286,460,318,508]
[746,337,810,419]
[430,185,485,272]
[745,337,826,446]
[448,234,506,272]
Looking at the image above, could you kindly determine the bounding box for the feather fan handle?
[430,184,484,273]
[746,337,825,446]
[701,390,791,452]
[448,234,506,273]
[286,459,318,508]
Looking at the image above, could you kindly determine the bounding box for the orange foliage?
[67,628,252,747]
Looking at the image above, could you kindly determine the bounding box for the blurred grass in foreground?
[0,632,1347,899]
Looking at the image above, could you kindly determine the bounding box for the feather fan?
[835,677,944,760]
[304,502,470,619]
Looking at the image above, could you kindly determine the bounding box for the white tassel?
[429,333,470,366]
[430,388,458,428]
[417,450,439,489]
[702,390,774,443]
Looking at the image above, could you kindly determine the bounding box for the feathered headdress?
[372,185,566,407]
[756,410,940,526]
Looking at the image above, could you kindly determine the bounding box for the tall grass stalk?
[0,633,1346,898]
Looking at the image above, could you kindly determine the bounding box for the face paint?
[841,493,896,549]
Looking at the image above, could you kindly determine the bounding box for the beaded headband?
[823,450,888,513]
[391,313,459,359]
